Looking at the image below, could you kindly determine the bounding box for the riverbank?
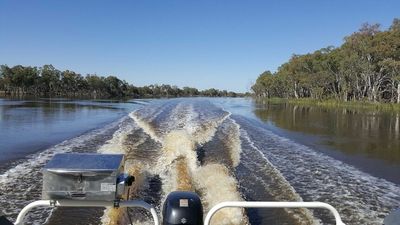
[256,97,400,112]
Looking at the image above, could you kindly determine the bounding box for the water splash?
[127,100,248,225]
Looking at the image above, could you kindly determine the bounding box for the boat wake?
[1,99,399,225]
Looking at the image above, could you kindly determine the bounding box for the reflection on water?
[253,101,400,183]
[0,98,139,168]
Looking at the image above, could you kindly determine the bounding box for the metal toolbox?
[42,153,126,201]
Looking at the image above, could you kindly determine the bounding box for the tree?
[182,87,199,96]
[104,76,124,97]
[40,65,61,95]
[390,18,400,32]
[0,65,12,94]
[0,64,243,98]
[252,18,400,103]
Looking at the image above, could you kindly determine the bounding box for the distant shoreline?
[255,97,400,112]
[0,64,247,99]
[0,93,245,100]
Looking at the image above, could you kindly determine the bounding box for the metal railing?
[204,201,346,225]
[14,200,346,225]
[14,200,159,225]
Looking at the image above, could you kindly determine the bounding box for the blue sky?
[0,1,399,92]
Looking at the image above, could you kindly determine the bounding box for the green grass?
[259,97,400,112]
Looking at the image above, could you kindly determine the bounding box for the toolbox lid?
[43,153,124,174]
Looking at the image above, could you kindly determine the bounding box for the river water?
[0,97,399,225]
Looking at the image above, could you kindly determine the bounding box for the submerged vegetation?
[0,64,243,98]
[252,18,400,104]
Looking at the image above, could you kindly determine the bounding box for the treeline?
[0,64,242,98]
[252,18,400,103]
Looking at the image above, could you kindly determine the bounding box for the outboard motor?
[0,214,14,225]
[163,191,203,225]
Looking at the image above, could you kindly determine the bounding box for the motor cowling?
[162,191,203,225]
[0,214,13,225]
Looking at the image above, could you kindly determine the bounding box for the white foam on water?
[129,100,150,105]
[238,116,400,224]
[157,130,246,225]
[130,100,232,146]
[98,119,136,154]
[189,103,232,145]
[143,130,199,214]
[130,111,162,143]
[192,111,232,145]
[161,131,198,172]
[216,117,242,167]
[181,103,199,135]
[99,118,140,223]
[129,101,248,225]
[240,129,318,225]
[99,116,165,225]
[98,118,153,225]
[193,163,246,225]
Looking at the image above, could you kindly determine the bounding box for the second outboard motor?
[163,191,203,225]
